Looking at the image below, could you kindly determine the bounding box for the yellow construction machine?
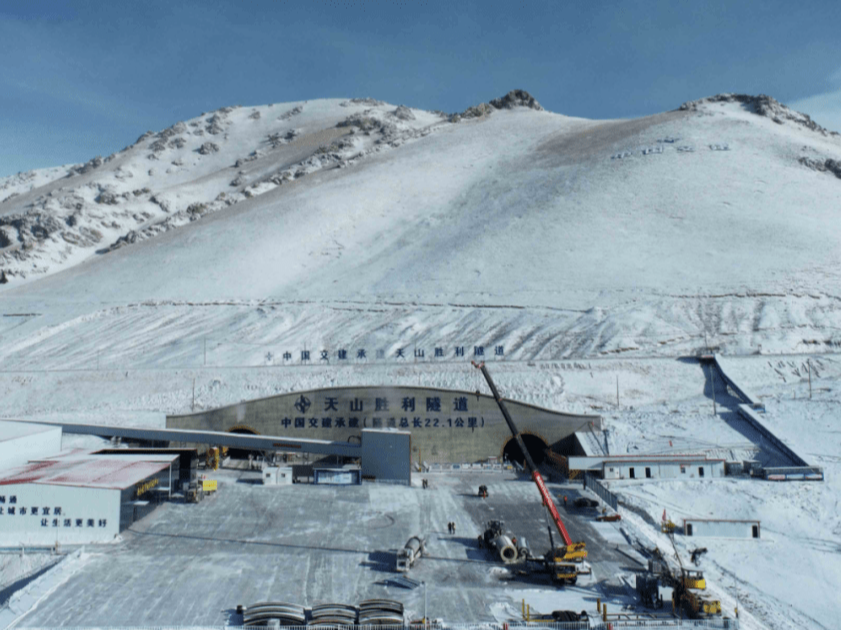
[205,446,220,471]
[668,536,722,618]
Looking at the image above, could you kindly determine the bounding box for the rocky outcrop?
[340,97,384,107]
[680,93,839,136]
[450,90,544,123]
[96,190,119,205]
[336,113,399,140]
[452,102,494,122]
[198,142,220,155]
[799,156,841,179]
[206,114,227,135]
[391,105,416,121]
[70,156,104,176]
[489,89,543,111]
[278,105,303,120]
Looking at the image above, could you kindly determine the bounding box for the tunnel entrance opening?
[227,426,260,459]
[502,434,549,467]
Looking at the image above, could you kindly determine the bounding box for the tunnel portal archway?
[226,425,260,459]
[501,433,549,467]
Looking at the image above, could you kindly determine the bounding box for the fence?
[20,621,739,630]
[424,463,506,473]
[583,472,619,511]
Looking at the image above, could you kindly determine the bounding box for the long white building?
[568,454,725,480]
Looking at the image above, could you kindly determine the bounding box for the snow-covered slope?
[2,91,841,369]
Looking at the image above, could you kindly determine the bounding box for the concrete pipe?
[493,535,518,563]
[516,537,530,559]
[405,536,423,554]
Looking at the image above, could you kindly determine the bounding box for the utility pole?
[616,375,619,408]
[709,365,717,416]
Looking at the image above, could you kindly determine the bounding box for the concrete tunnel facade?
[166,386,601,464]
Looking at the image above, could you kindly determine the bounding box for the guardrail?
[736,405,808,467]
[711,354,763,408]
[712,354,823,481]
[584,472,619,511]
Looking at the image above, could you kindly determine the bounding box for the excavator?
[473,362,587,585]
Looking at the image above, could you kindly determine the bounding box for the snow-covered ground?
[2,90,841,629]
[607,357,841,630]
[2,354,838,630]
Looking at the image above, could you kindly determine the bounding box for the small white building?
[568,454,725,481]
[261,466,293,485]
[603,458,724,480]
[683,518,761,539]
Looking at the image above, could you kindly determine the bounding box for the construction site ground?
[13,469,652,627]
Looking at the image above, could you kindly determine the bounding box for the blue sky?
[2,0,840,177]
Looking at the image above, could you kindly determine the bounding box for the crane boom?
[472,362,580,551]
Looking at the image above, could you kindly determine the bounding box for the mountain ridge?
[1,89,840,364]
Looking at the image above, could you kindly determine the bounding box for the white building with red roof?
[0,421,178,545]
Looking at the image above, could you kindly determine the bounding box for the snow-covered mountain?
[2,91,841,630]
[1,90,841,369]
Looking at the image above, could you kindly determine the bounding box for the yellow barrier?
[202,479,218,492]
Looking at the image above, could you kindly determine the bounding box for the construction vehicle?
[661,519,677,534]
[665,536,722,618]
[472,362,587,584]
[690,547,708,565]
[186,483,203,503]
[395,535,426,572]
[596,513,621,522]
[205,446,220,471]
[635,573,664,609]
[478,520,520,563]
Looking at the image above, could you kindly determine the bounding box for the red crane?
[473,361,587,564]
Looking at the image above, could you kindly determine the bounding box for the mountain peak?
[679,93,839,137]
